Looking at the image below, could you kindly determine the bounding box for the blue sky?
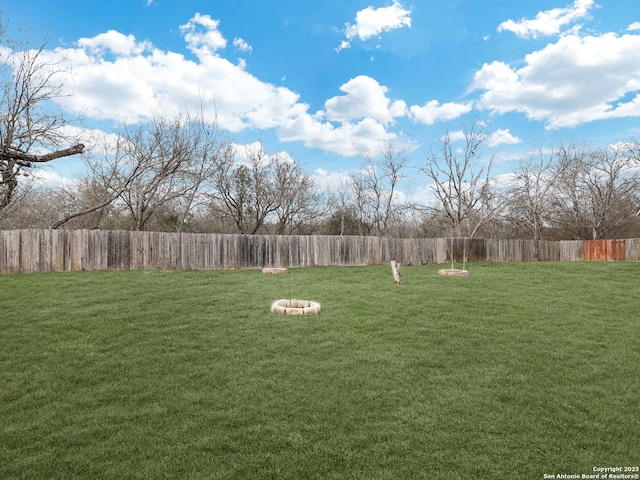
[3,0,640,198]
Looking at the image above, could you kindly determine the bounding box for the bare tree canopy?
[550,142,640,239]
[271,159,324,235]
[506,145,569,243]
[0,23,84,211]
[208,145,319,234]
[53,110,230,231]
[419,121,502,238]
[342,143,409,237]
[1,19,638,243]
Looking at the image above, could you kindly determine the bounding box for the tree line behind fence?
[1,230,640,274]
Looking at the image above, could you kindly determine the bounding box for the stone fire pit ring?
[438,268,469,276]
[271,299,321,316]
[262,267,288,274]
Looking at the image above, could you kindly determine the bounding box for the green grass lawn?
[1,262,638,479]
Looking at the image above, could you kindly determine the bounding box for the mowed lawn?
[1,262,638,479]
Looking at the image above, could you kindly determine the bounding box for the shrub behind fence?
[0,229,637,274]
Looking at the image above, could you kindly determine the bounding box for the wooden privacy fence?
[560,239,640,261]
[583,239,626,261]
[0,229,638,274]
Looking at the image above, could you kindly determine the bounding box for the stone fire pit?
[271,299,321,315]
[262,267,288,274]
[438,268,469,276]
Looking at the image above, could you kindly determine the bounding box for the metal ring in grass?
[271,299,321,315]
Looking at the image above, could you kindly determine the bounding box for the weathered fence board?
[0,229,637,274]
[560,240,583,262]
[583,239,626,261]
[626,238,640,261]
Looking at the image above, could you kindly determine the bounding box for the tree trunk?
[390,260,401,284]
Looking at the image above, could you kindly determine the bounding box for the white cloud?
[20,16,427,160]
[409,100,473,125]
[39,27,408,158]
[628,22,640,31]
[444,130,467,143]
[41,18,302,131]
[233,37,252,52]
[324,75,406,124]
[441,128,520,148]
[338,0,411,51]
[487,129,522,147]
[312,168,351,192]
[490,172,519,192]
[497,0,595,39]
[409,184,439,208]
[179,13,227,57]
[277,112,399,157]
[27,169,77,188]
[230,141,295,167]
[473,32,640,128]
[77,30,151,56]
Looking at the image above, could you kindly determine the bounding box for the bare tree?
[323,179,369,236]
[164,111,231,232]
[551,143,640,239]
[368,144,409,236]
[506,146,569,254]
[53,110,230,231]
[0,182,61,229]
[419,121,500,238]
[51,179,112,229]
[0,24,84,213]
[345,143,409,236]
[119,115,195,230]
[271,159,323,235]
[348,172,375,235]
[208,144,322,235]
[51,132,137,229]
[208,145,279,234]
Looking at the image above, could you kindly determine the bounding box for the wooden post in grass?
[390,260,401,284]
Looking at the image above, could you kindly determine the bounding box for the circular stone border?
[271,299,321,315]
[439,268,469,276]
[262,267,288,274]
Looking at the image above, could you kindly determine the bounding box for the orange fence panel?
[583,239,626,261]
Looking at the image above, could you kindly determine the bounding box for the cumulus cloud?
[497,0,595,39]
[486,129,522,147]
[40,16,303,132]
[337,0,411,52]
[233,37,252,52]
[30,17,415,158]
[77,30,152,56]
[443,130,468,143]
[409,100,473,125]
[179,13,227,57]
[312,168,351,192]
[277,111,400,157]
[18,14,468,160]
[442,127,521,148]
[275,76,419,156]
[323,75,407,124]
[473,32,640,128]
[628,22,640,31]
[231,141,295,167]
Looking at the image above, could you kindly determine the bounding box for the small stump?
[262,267,288,274]
[439,268,469,276]
[271,299,321,316]
[390,260,402,284]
